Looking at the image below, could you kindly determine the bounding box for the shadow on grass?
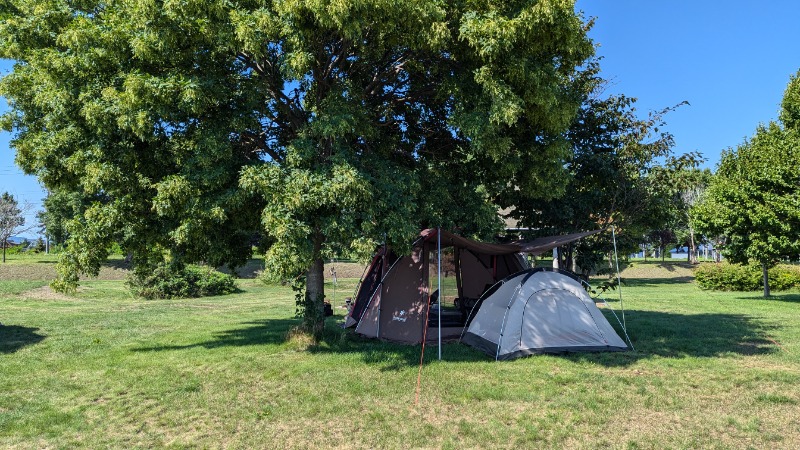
[101,259,132,270]
[133,319,299,351]
[217,259,265,279]
[568,310,779,367]
[733,292,800,303]
[624,277,695,286]
[656,261,694,271]
[0,324,46,353]
[131,315,483,369]
[131,309,779,369]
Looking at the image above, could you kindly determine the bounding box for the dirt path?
[0,262,130,281]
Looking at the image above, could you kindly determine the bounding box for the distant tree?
[649,228,676,261]
[0,192,26,263]
[658,165,711,264]
[37,190,85,248]
[1,0,594,338]
[34,237,45,252]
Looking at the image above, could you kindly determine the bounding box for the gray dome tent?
[462,268,628,360]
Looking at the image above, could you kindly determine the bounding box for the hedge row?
[695,262,800,291]
[128,264,238,299]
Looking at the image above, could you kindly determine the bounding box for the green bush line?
[127,264,238,299]
[695,262,800,291]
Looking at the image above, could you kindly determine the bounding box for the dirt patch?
[19,285,77,301]
[620,261,696,280]
[218,259,266,279]
[0,263,58,281]
[0,261,129,281]
[324,262,368,280]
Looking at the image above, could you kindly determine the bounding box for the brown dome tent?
[345,229,600,344]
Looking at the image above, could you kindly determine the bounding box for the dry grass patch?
[18,285,76,301]
[619,259,696,280]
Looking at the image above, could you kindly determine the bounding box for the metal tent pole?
[611,226,627,332]
[437,227,442,361]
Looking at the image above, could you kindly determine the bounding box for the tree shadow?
[308,326,486,371]
[130,315,482,369]
[101,259,132,270]
[565,310,779,367]
[217,259,265,279]
[656,261,694,271]
[130,308,779,369]
[733,292,800,303]
[624,277,695,286]
[0,324,46,353]
[132,319,299,352]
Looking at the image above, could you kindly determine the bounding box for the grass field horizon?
[2,256,800,448]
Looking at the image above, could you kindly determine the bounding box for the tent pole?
[611,226,628,333]
[437,227,442,361]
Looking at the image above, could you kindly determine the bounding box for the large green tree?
[1,0,594,336]
[695,70,800,297]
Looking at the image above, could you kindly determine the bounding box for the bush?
[128,263,238,299]
[695,262,800,291]
[3,245,23,256]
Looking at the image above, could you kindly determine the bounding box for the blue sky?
[2,1,800,233]
[576,0,800,166]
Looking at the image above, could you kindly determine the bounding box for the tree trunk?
[761,262,771,298]
[571,247,578,273]
[303,232,326,340]
[689,228,697,264]
[305,256,325,339]
[563,244,574,272]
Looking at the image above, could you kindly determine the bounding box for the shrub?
[4,245,23,256]
[695,262,800,291]
[128,263,238,299]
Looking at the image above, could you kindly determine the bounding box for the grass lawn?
[2,260,800,448]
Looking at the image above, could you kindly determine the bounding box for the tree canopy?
[1,0,595,336]
[694,70,800,297]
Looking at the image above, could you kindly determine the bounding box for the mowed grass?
[1,261,800,448]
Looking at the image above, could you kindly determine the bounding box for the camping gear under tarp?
[347,229,601,344]
[349,229,529,343]
[462,268,628,360]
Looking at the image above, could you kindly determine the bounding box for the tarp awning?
[419,228,602,256]
[516,229,603,255]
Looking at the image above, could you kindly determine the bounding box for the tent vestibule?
[349,229,530,344]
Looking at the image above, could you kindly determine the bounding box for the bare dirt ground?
[619,260,696,281]
[324,262,368,280]
[18,285,78,300]
[0,260,130,281]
